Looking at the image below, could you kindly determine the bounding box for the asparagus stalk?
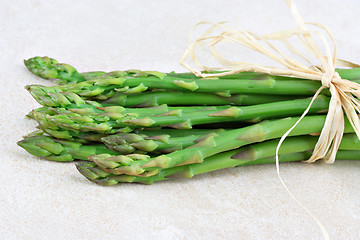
[101,91,300,107]
[29,105,235,141]
[18,128,223,159]
[25,73,332,109]
[76,133,360,185]
[76,152,310,185]
[26,84,304,108]
[87,115,356,176]
[23,57,279,83]
[25,56,360,84]
[47,96,330,134]
[28,103,228,138]
[83,150,360,186]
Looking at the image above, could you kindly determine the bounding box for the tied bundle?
[181,0,360,164]
[18,0,360,188]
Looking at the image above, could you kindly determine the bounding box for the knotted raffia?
[180,0,360,164]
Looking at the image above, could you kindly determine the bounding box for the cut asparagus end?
[123,117,156,127]
[130,140,159,152]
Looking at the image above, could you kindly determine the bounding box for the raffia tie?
[180,0,360,164]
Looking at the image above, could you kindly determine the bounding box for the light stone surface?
[1,0,360,239]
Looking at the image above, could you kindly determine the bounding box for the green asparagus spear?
[28,103,228,137]
[18,128,224,159]
[23,57,279,83]
[76,133,360,185]
[76,152,310,185]
[22,56,297,84]
[47,96,330,134]
[101,91,300,107]
[87,115,356,176]
[25,74,330,108]
[29,105,235,141]
[25,56,360,84]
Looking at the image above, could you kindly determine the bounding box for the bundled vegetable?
[18,56,360,185]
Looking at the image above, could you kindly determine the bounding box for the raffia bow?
[180,0,360,164]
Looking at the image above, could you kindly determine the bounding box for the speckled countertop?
[1,1,360,239]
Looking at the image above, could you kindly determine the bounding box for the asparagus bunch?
[18,56,360,186]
